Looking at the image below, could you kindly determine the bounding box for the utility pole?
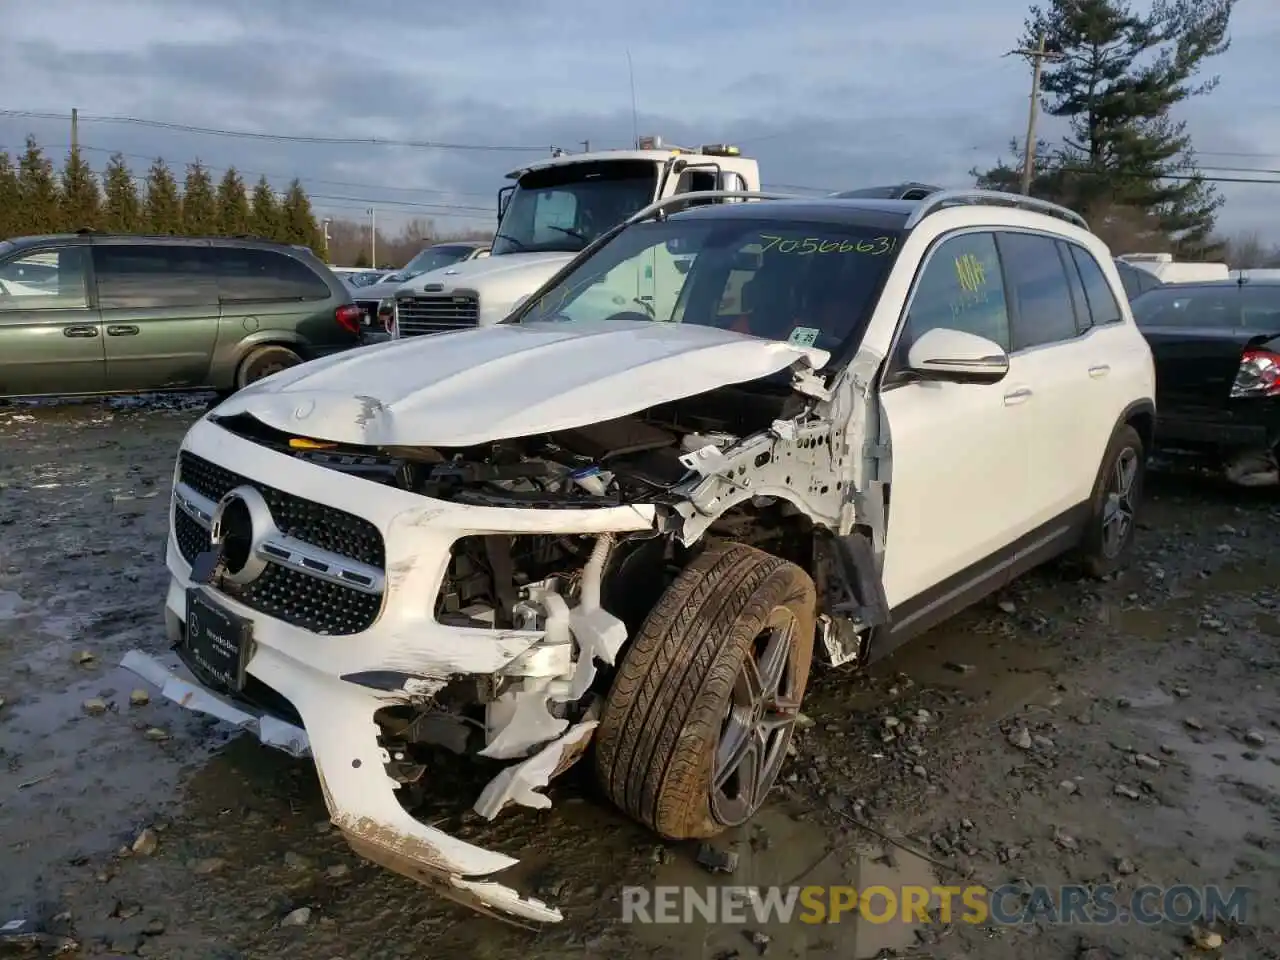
[1012,33,1061,196]
[580,140,590,153]
[367,207,377,266]
[70,107,79,154]
[321,217,332,261]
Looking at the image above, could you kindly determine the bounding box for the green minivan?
[0,233,362,399]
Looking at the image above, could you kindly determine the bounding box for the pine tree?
[249,176,280,239]
[101,153,142,233]
[279,179,321,252]
[976,0,1237,256]
[215,167,251,236]
[0,152,18,240]
[181,160,217,235]
[60,147,101,232]
[144,158,182,234]
[17,136,62,234]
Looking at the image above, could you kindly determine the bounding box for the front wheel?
[594,542,816,840]
[1077,424,1145,578]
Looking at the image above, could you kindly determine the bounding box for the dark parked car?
[1131,279,1280,486]
[1114,259,1164,301]
[0,234,361,399]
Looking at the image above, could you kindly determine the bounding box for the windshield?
[491,160,660,256]
[516,216,902,356]
[392,244,477,282]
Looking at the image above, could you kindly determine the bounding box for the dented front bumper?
[120,416,657,924]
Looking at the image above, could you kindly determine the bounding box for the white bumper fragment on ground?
[119,648,564,925]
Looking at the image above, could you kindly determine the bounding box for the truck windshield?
[491,160,659,256]
[515,216,902,356]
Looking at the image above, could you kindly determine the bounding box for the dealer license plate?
[182,588,253,691]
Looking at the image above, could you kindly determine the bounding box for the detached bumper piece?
[120,649,563,925]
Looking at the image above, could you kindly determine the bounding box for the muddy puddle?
[630,804,940,959]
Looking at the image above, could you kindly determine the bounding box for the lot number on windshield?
[759,235,896,256]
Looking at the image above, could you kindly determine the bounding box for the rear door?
[995,231,1103,523]
[0,243,105,397]
[92,242,221,391]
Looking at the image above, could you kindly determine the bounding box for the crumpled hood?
[213,319,829,447]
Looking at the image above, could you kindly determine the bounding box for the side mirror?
[906,327,1009,384]
[497,186,514,221]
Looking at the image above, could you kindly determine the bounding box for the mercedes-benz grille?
[172,451,385,635]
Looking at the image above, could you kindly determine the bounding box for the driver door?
[876,231,1033,619]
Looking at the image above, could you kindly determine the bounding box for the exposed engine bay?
[212,379,803,509]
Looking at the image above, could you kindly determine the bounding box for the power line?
[0,108,543,153]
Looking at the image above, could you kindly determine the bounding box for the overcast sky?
[2,0,1278,241]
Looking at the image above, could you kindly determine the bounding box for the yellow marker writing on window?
[955,254,986,293]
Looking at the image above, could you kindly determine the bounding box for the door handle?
[62,325,98,338]
[1003,386,1033,406]
[107,324,139,337]
[1088,364,1110,378]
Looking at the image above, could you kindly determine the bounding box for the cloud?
[2,0,1277,242]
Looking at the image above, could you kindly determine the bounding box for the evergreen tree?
[0,152,18,240]
[60,147,101,232]
[279,179,321,252]
[215,167,251,236]
[101,153,142,233]
[17,136,62,234]
[181,160,217,235]
[976,0,1237,256]
[249,176,281,239]
[144,158,183,234]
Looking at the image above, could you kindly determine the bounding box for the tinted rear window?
[210,247,331,302]
[1130,286,1241,329]
[93,244,219,308]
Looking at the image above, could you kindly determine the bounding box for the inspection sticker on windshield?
[788,326,820,348]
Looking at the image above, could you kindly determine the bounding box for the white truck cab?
[387,136,760,337]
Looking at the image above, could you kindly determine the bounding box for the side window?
[676,169,719,208]
[997,232,1080,350]
[901,232,1010,353]
[94,245,218,309]
[1057,241,1092,334]
[1070,246,1124,326]
[1240,286,1280,330]
[212,248,331,302]
[0,247,90,310]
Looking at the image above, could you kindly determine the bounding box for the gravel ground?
[0,397,1277,960]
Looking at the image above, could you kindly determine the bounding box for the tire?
[594,541,816,840]
[236,345,302,390]
[1076,424,1145,578]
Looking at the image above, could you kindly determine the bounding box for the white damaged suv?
[124,189,1156,922]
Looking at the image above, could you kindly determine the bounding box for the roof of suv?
[667,191,1090,235]
[671,198,917,231]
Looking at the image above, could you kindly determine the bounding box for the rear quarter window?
[211,248,332,302]
[1070,246,1124,326]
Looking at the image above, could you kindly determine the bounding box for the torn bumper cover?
[119,417,658,923]
[121,645,568,923]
